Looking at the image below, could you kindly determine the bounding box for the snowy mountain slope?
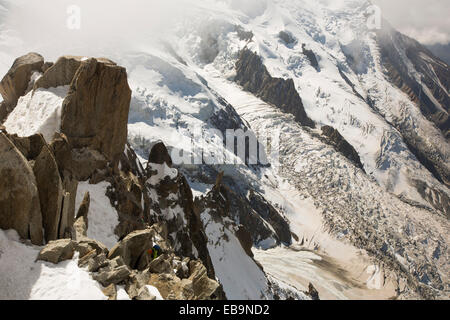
[427,43,450,66]
[75,181,120,249]
[122,0,446,216]
[0,229,107,300]
[1,0,447,213]
[201,208,272,300]
[376,25,449,138]
[119,0,449,298]
[202,80,449,298]
[0,0,449,300]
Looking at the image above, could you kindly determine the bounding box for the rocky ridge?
[235,48,315,128]
[0,53,314,300]
[0,53,224,300]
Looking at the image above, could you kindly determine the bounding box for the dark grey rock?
[235,49,315,128]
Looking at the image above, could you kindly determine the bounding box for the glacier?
[0,0,448,300]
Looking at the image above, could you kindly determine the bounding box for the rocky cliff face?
[61,58,131,161]
[320,126,364,170]
[377,30,449,139]
[235,49,315,128]
[375,28,450,190]
[144,142,217,281]
[193,173,310,299]
[0,52,45,122]
[183,165,293,249]
[0,131,44,245]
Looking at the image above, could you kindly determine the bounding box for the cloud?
[1,0,448,62]
[0,0,199,61]
[229,0,267,18]
[371,0,450,45]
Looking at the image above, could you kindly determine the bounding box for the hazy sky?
[1,0,448,52]
[372,0,450,45]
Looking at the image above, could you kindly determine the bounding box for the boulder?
[0,132,44,245]
[93,265,132,287]
[32,144,64,242]
[77,249,97,264]
[175,257,191,279]
[0,53,44,114]
[60,58,131,161]
[148,273,195,300]
[188,260,221,300]
[135,286,156,301]
[108,256,126,269]
[125,269,152,299]
[108,229,155,269]
[77,238,109,256]
[78,248,96,271]
[147,254,172,274]
[37,239,76,264]
[34,56,83,90]
[75,241,94,258]
[102,284,117,300]
[78,252,109,272]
